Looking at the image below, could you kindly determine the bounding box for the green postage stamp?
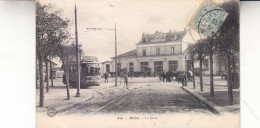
[188,0,228,37]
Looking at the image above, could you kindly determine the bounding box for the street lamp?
[85,24,118,87]
[184,51,188,86]
[74,4,80,97]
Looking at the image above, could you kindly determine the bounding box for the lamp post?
[85,24,118,86]
[74,4,80,97]
[184,51,188,86]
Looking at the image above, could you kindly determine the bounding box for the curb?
[54,85,125,114]
[52,91,95,114]
[181,86,226,115]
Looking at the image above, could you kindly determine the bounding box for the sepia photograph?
[35,0,240,127]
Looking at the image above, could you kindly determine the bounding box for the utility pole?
[115,23,118,86]
[75,4,80,97]
[85,23,118,87]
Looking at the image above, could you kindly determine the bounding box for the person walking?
[181,74,185,86]
[162,72,166,82]
[167,71,171,82]
[159,71,162,81]
[124,73,129,89]
[104,73,108,83]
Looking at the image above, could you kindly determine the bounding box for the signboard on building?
[83,56,98,62]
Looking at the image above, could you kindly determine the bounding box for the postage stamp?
[188,0,228,37]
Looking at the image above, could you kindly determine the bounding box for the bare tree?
[194,40,207,91]
[186,44,196,88]
[204,35,218,97]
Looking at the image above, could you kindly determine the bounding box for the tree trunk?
[36,60,39,88]
[199,58,203,91]
[192,60,196,89]
[50,61,54,87]
[209,53,214,97]
[65,66,70,100]
[226,54,234,105]
[232,55,239,89]
[45,60,49,93]
[218,56,222,75]
[38,53,44,107]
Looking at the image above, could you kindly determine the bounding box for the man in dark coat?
[162,72,166,82]
[104,73,108,83]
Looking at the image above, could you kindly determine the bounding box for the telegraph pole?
[85,24,118,87]
[75,4,81,97]
[115,23,118,86]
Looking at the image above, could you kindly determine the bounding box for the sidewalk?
[36,78,122,113]
[182,76,240,114]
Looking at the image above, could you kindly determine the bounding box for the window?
[169,61,178,72]
[142,49,146,56]
[140,62,149,71]
[106,64,110,73]
[156,48,160,55]
[171,47,175,55]
[129,63,134,72]
[90,67,100,76]
[154,61,163,73]
[117,63,121,72]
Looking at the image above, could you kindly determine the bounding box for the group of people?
[159,71,193,87]
[104,70,194,89]
[103,72,129,89]
[159,71,173,82]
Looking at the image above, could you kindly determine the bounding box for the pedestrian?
[176,72,181,83]
[167,71,171,82]
[162,72,166,82]
[104,73,108,83]
[188,70,193,81]
[159,72,162,81]
[124,74,129,89]
[181,74,186,86]
[166,72,169,82]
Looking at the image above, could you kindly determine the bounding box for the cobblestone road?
[62,81,212,115]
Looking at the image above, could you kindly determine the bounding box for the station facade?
[102,29,226,76]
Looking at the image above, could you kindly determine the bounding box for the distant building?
[103,29,227,76]
[36,59,58,79]
[101,61,112,75]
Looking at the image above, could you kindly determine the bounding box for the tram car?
[65,56,101,88]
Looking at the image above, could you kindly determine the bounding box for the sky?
[39,0,229,64]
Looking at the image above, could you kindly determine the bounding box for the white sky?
[39,0,228,63]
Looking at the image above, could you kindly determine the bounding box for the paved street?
[61,79,212,115]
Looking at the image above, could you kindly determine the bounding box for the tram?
[65,56,101,88]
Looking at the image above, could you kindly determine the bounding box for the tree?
[204,34,218,97]
[36,1,70,106]
[194,40,207,91]
[186,44,196,88]
[57,43,76,100]
[215,0,239,105]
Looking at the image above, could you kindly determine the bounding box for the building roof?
[111,49,137,59]
[137,29,187,45]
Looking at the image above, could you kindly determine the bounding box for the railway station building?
[103,29,227,76]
